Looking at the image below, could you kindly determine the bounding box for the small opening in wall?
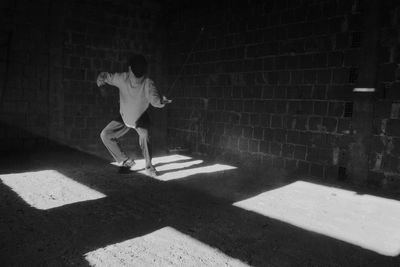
[383,83,391,99]
[352,0,362,14]
[338,166,347,181]
[344,102,353,118]
[348,68,359,83]
[350,32,362,48]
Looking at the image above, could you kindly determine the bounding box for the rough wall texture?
[371,1,400,190]
[0,0,166,159]
[166,0,400,189]
[0,0,53,150]
[2,0,400,190]
[60,0,166,157]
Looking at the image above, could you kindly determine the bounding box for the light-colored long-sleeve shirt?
[99,72,164,128]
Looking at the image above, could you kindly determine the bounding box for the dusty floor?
[1,147,400,266]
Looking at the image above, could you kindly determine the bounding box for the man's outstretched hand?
[161,96,172,105]
[96,72,108,87]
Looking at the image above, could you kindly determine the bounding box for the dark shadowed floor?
[0,146,399,266]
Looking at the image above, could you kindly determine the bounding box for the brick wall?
[2,0,400,189]
[0,0,166,159]
[60,0,166,157]
[370,0,400,190]
[0,0,54,151]
[165,0,400,188]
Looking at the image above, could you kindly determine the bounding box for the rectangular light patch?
[0,170,106,210]
[112,154,192,170]
[148,164,237,181]
[353,87,375,92]
[155,160,203,172]
[84,227,249,267]
[233,181,400,256]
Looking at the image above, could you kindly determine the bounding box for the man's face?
[128,66,135,77]
[128,66,144,82]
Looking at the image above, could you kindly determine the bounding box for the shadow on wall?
[0,114,168,163]
[0,121,50,152]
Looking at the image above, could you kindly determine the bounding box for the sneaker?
[145,166,158,177]
[121,158,136,168]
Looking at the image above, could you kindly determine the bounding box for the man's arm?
[146,80,171,108]
[96,72,121,87]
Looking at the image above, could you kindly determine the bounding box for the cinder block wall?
[166,0,400,188]
[2,0,400,190]
[371,0,400,190]
[59,0,167,157]
[0,0,167,158]
[0,0,54,150]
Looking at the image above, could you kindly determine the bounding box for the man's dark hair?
[128,54,148,78]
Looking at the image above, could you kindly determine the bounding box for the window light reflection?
[0,170,106,210]
[84,226,249,266]
[233,181,400,256]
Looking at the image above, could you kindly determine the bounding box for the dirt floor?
[1,146,400,266]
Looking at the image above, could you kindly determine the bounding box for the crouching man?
[97,54,171,176]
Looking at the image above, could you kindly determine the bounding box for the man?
[97,54,171,176]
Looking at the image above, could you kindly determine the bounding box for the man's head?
[128,54,148,78]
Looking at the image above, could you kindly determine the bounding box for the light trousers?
[100,112,152,168]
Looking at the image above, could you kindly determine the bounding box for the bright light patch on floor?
[111,154,192,170]
[155,160,203,172]
[233,181,400,256]
[0,170,106,210]
[110,154,236,181]
[147,164,237,181]
[84,226,249,267]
